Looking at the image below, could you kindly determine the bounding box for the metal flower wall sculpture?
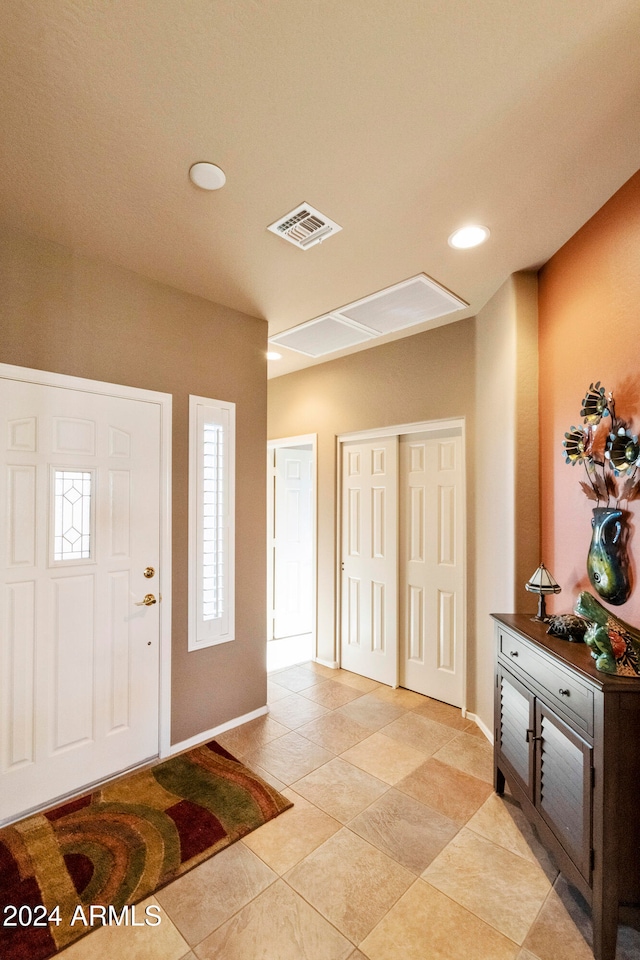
[563,382,640,605]
[563,382,640,505]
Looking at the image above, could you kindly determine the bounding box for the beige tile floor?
[58,661,640,960]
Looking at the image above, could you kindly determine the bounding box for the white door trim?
[267,434,317,657]
[0,362,173,759]
[337,416,465,443]
[336,418,467,710]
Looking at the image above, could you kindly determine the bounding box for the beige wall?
[473,272,539,728]
[0,226,268,745]
[268,317,477,677]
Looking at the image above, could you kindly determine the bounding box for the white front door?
[273,446,313,640]
[340,437,398,685]
[399,433,464,705]
[0,376,162,822]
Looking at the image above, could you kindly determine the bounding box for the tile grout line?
[249,669,531,953]
[418,876,525,951]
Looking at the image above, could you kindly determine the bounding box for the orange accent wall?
[539,169,640,620]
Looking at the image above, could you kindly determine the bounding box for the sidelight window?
[188,396,235,649]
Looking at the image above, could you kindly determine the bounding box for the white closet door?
[340,437,398,686]
[0,377,161,822]
[399,433,464,705]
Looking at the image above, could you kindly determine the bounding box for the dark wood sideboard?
[492,614,640,960]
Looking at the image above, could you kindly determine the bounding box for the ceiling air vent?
[267,203,342,250]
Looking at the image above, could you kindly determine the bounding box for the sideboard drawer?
[499,628,594,735]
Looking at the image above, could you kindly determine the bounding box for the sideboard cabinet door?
[536,702,593,883]
[497,665,534,800]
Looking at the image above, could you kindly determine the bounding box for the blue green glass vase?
[587,507,630,605]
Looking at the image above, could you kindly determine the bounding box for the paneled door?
[0,375,162,822]
[273,446,313,639]
[340,437,398,685]
[399,433,464,705]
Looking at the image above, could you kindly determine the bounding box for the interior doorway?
[267,435,317,671]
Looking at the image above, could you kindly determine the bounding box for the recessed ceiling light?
[266,351,282,361]
[189,162,226,190]
[448,225,490,249]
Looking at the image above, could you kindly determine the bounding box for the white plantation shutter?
[189,396,235,649]
[202,421,224,621]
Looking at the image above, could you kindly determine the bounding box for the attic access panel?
[268,273,468,361]
[337,275,467,334]
[269,315,376,357]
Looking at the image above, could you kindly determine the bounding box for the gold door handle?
[135,594,157,607]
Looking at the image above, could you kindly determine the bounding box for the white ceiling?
[1,0,639,378]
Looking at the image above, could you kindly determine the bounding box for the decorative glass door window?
[188,396,235,649]
[53,470,93,561]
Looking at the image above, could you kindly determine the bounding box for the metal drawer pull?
[558,688,570,697]
[509,650,519,657]
[526,728,542,743]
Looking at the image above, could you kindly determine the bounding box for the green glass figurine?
[574,591,640,676]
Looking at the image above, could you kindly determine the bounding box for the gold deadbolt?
[144,567,155,579]
[135,593,157,607]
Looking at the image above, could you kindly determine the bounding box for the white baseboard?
[314,657,339,669]
[167,705,269,756]
[465,712,493,744]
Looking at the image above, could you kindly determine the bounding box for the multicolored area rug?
[0,740,292,960]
